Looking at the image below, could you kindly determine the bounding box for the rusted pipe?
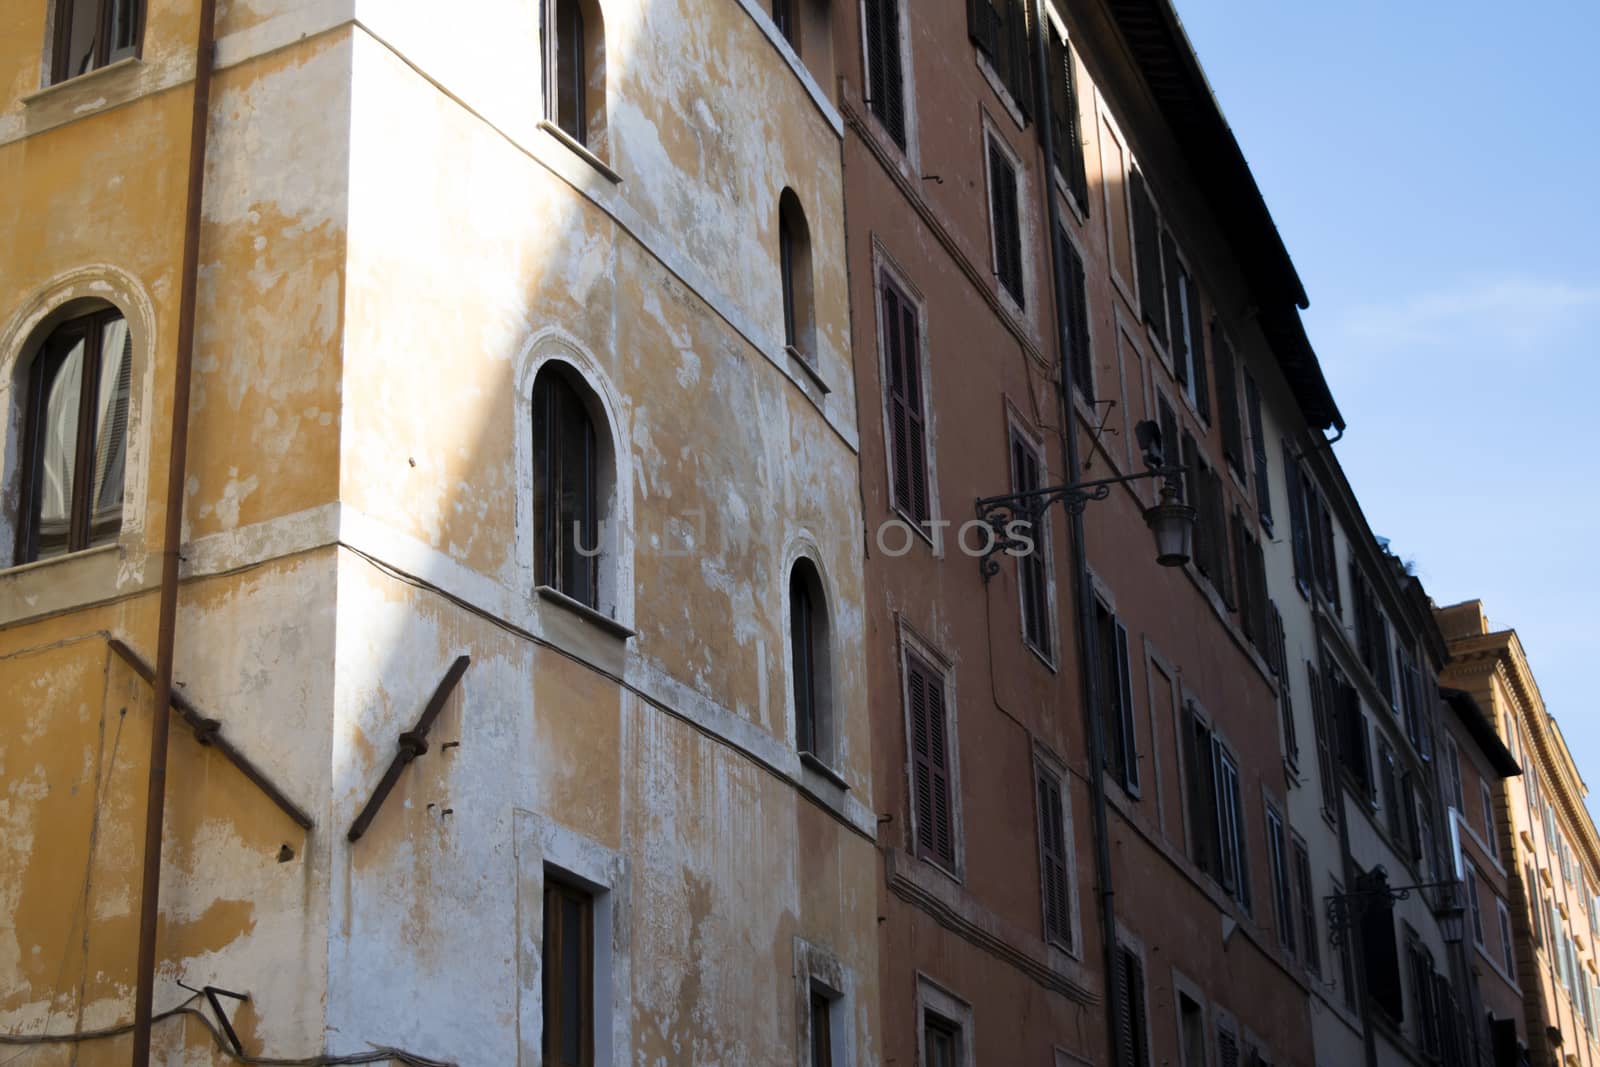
[348,656,471,843]
[131,0,219,1060]
[108,639,314,831]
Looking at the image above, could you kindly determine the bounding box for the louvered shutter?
[1062,233,1092,397]
[1210,467,1235,608]
[1182,433,1204,570]
[1217,1029,1241,1067]
[1117,948,1148,1067]
[909,660,935,859]
[1284,445,1311,585]
[1163,234,1184,374]
[1249,533,1269,650]
[1130,170,1164,341]
[1245,373,1270,522]
[1215,325,1244,472]
[883,279,929,524]
[989,143,1024,305]
[1037,771,1071,946]
[866,0,905,148]
[1061,43,1089,211]
[1158,399,1180,481]
[1233,511,1254,641]
[1114,620,1137,792]
[926,668,954,865]
[1187,275,1209,421]
[1309,663,1338,816]
[1005,0,1032,118]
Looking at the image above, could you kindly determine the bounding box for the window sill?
[537,121,622,185]
[799,750,849,791]
[535,584,634,640]
[785,345,831,395]
[21,56,142,106]
[0,541,119,577]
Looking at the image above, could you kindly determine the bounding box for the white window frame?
[513,809,631,1066]
[915,974,974,1067]
[794,937,856,1067]
[981,119,1031,317]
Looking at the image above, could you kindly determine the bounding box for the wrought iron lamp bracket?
[974,465,1183,580]
[1325,878,1461,949]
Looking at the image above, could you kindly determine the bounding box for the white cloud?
[1337,277,1600,353]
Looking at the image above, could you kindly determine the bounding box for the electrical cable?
[0,995,457,1066]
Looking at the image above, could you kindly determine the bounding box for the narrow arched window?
[51,0,143,85]
[778,190,815,363]
[533,367,600,608]
[790,559,833,764]
[16,307,132,564]
[546,0,608,158]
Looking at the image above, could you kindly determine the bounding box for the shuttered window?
[1267,806,1295,956]
[1270,605,1298,768]
[923,1012,960,1067]
[1181,704,1250,909]
[1130,168,1165,348]
[1244,372,1272,528]
[987,138,1025,306]
[863,0,906,148]
[1116,946,1150,1067]
[907,652,956,869]
[1185,275,1209,422]
[1012,432,1051,656]
[1216,1026,1240,1067]
[1284,445,1312,592]
[1047,27,1089,211]
[968,0,1033,117]
[1096,599,1138,793]
[533,367,601,608]
[881,276,930,525]
[1307,664,1337,818]
[773,0,797,48]
[1036,768,1073,948]
[16,308,133,565]
[1060,228,1093,397]
[1215,326,1245,475]
[1292,838,1320,976]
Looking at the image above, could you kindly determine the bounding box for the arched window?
[546,0,608,158]
[51,0,143,85]
[790,558,833,764]
[533,365,605,608]
[778,190,815,363]
[14,307,132,564]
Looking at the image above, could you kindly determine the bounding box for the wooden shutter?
[1217,1027,1240,1067]
[1117,947,1149,1067]
[1232,511,1254,642]
[1186,276,1209,421]
[1130,169,1164,342]
[1037,770,1071,947]
[1309,663,1338,817]
[1162,233,1184,375]
[1049,32,1090,210]
[1004,0,1033,117]
[989,141,1024,305]
[1114,620,1137,792]
[1214,326,1244,472]
[908,654,955,867]
[1062,231,1092,398]
[1245,373,1270,523]
[1284,445,1311,586]
[882,279,929,524]
[865,0,905,148]
[1293,841,1320,975]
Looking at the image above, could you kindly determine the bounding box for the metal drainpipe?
[1029,7,1123,1064]
[131,0,219,1061]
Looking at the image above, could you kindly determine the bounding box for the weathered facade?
[1440,601,1600,1067]
[1,1,880,1064]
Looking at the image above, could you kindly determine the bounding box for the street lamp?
[1326,867,1466,948]
[974,419,1194,578]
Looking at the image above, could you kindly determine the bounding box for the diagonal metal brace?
[347,656,470,843]
[108,639,314,831]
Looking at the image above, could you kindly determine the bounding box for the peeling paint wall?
[2,0,873,1064]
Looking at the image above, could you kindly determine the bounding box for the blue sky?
[1169,0,1600,819]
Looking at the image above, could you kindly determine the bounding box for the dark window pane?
[534,370,600,607]
[62,0,103,78]
[780,215,797,348]
[810,991,831,1067]
[792,569,815,752]
[556,0,587,143]
[560,893,583,1063]
[110,0,140,58]
[89,316,131,543]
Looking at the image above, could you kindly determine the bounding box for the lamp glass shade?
[1436,903,1467,945]
[1143,489,1196,568]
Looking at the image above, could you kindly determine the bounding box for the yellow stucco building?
[1,0,876,1063]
